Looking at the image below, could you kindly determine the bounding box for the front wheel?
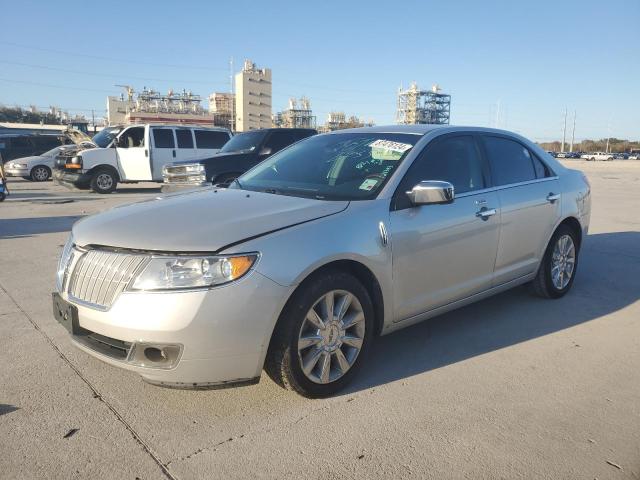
[531,225,579,299]
[30,165,51,182]
[265,271,374,398]
[90,169,118,194]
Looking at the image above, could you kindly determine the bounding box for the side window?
[152,129,175,149]
[531,152,551,178]
[194,130,229,149]
[482,136,536,185]
[119,127,145,148]
[263,131,298,153]
[175,129,194,149]
[394,135,487,210]
[11,137,32,148]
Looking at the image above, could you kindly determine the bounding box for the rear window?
[175,129,194,149]
[153,129,175,149]
[482,136,537,185]
[195,130,230,149]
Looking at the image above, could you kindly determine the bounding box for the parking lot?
[1,160,639,479]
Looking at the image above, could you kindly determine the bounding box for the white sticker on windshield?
[369,139,413,153]
[359,178,380,191]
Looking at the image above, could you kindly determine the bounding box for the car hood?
[169,151,251,167]
[72,187,349,252]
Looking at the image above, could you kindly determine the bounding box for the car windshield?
[42,146,62,157]
[220,130,266,153]
[235,132,420,201]
[92,127,121,148]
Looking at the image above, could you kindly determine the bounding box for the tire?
[30,165,51,182]
[531,225,579,299]
[265,271,374,398]
[90,169,118,194]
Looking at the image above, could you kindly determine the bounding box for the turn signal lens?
[227,256,255,279]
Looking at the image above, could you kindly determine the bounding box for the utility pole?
[570,110,576,152]
[561,107,567,153]
[91,109,95,134]
[605,117,611,153]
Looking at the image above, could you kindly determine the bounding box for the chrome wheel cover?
[33,167,48,181]
[551,234,575,289]
[297,290,366,384]
[96,173,113,190]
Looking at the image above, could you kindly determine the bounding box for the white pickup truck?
[54,124,232,193]
[580,151,614,161]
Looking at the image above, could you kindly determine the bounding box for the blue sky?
[1,0,638,141]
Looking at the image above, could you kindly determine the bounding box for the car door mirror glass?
[259,146,272,156]
[406,180,454,206]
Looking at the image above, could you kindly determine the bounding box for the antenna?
[561,107,567,152]
[570,111,576,152]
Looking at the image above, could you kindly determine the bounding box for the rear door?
[116,126,150,181]
[150,127,177,180]
[480,134,561,285]
[389,134,501,320]
[174,128,196,162]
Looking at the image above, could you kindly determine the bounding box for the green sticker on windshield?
[369,139,412,161]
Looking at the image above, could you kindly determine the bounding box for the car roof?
[327,124,527,138]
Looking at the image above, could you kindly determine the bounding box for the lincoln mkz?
[53,125,591,397]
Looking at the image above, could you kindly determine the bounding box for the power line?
[1,41,226,71]
[0,78,118,94]
[0,60,229,87]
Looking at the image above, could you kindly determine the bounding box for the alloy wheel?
[297,290,366,384]
[551,234,576,289]
[32,167,49,181]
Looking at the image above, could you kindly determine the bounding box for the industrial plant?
[396,82,451,125]
[101,61,452,132]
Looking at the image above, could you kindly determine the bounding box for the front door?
[389,134,501,321]
[116,126,151,181]
[150,127,177,180]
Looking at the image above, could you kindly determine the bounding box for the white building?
[235,60,272,131]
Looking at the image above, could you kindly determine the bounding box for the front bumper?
[160,181,208,194]
[55,270,293,388]
[53,169,92,189]
[4,167,29,177]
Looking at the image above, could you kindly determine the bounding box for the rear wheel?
[265,271,374,398]
[531,225,579,299]
[30,165,51,182]
[90,169,117,194]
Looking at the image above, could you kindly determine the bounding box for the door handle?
[476,207,497,220]
[144,149,148,157]
[546,193,560,203]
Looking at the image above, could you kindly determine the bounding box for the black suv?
[162,128,316,191]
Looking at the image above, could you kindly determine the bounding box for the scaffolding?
[273,97,316,129]
[318,111,374,132]
[209,92,235,131]
[396,82,451,125]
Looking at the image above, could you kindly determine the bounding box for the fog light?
[128,342,182,369]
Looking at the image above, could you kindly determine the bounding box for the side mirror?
[258,146,272,156]
[406,180,454,206]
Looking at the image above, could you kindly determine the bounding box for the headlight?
[9,163,27,168]
[56,235,75,291]
[183,164,205,173]
[128,253,258,291]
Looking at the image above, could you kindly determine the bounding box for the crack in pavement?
[0,282,178,480]
[166,404,331,466]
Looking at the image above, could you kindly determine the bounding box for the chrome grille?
[67,250,149,310]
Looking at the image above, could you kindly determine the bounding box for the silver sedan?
[53,125,591,397]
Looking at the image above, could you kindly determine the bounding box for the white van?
[53,124,232,193]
